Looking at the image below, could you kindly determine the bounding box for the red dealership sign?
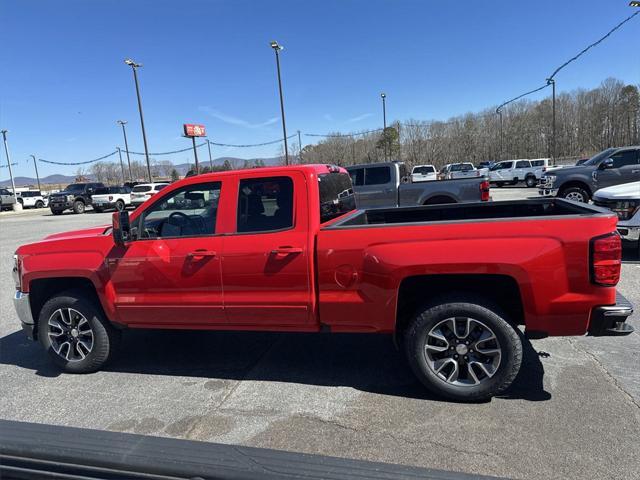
[183,124,206,137]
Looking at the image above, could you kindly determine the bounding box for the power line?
[496,83,550,113]
[209,134,296,148]
[547,10,639,81]
[305,128,384,138]
[124,143,207,156]
[38,150,119,166]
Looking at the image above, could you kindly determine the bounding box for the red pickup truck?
[12,164,634,401]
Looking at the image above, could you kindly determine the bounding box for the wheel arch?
[28,277,108,339]
[558,179,593,196]
[395,274,524,338]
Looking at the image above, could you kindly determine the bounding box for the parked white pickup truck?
[91,186,132,212]
[593,181,640,251]
[489,159,549,187]
[440,162,481,180]
[16,190,47,209]
[410,164,437,182]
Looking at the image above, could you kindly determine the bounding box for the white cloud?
[199,106,278,129]
[347,113,373,123]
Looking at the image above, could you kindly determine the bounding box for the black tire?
[404,294,522,402]
[35,200,44,208]
[37,290,120,373]
[560,186,589,203]
[73,200,85,214]
[525,176,537,188]
[496,182,504,188]
[93,206,104,213]
[115,199,125,212]
[51,209,63,215]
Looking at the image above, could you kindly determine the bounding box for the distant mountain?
[0,156,282,187]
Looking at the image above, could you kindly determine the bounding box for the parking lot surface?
[1,189,639,480]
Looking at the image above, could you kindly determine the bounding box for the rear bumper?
[589,291,634,336]
[13,291,35,340]
[617,223,640,242]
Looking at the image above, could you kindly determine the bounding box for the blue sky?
[1,0,639,179]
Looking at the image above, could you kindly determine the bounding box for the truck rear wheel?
[525,176,537,188]
[37,290,120,373]
[404,295,522,402]
[115,199,125,212]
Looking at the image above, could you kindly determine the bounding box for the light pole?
[124,59,152,182]
[206,139,214,169]
[270,41,289,165]
[29,155,41,192]
[116,147,126,183]
[381,93,388,161]
[546,78,556,165]
[496,108,503,160]
[190,136,200,173]
[117,120,133,181]
[1,130,17,196]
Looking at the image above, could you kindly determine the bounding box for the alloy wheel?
[424,317,502,386]
[565,192,585,202]
[47,308,94,362]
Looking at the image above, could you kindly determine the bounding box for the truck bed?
[325,198,608,228]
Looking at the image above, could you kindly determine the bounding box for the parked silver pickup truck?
[346,162,490,208]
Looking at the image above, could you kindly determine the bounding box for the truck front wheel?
[73,200,85,214]
[404,295,522,402]
[37,290,120,373]
[560,186,589,203]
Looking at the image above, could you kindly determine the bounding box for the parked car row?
[0,188,49,210]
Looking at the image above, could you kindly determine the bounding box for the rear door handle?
[187,249,217,259]
[271,246,303,255]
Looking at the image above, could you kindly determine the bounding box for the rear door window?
[610,150,639,168]
[364,166,391,185]
[237,176,294,233]
[515,161,530,168]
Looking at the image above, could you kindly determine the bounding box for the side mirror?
[112,211,131,246]
[600,158,614,170]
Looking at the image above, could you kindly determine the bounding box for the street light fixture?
[630,1,640,7]
[124,58,152,181]
[117,120,133,181]
[270,40,289,165]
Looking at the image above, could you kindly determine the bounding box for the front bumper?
[617,223,640,242]
[93,201,116,209]
[538,187,558,197]
[13,291,35,340]
[589,291,634,336]
[49,200,73,210]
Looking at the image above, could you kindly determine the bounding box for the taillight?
[480,180,490,201]
[590,233,621,286]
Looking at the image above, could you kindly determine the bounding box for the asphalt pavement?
[1,191,639,480]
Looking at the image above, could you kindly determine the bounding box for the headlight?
[66,195,74,201]
[612,200,640,220]
[544,175,556,185]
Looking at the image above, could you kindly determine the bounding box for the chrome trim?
[618,226,640,242]
[13,291,34,325]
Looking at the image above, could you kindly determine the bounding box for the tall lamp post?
[496,107,503,160]
[124,59,152,182]
[270,41,289,165]
[1,130,17,196]
[29,155,41,192]
[206,139,214,169]
[381,93,388,161]
[117,120,133,181]
[546,78,556,166]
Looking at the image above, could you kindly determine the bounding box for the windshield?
[582,148,616,166]
[64,184,85,192]
[318,172,356,223]
[132,185,152,193]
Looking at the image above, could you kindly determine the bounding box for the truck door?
[107,180,225,326]
[360,165,395,207]
[220,172,313,326]
[595,149,640,189]
[514,160,530,181]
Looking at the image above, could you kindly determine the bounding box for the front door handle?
[632,169,640,173]
[271,246,303,255]
[187,249,217,259]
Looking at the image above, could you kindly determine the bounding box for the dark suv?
[539,146,640,202]
[48,182,105,214]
